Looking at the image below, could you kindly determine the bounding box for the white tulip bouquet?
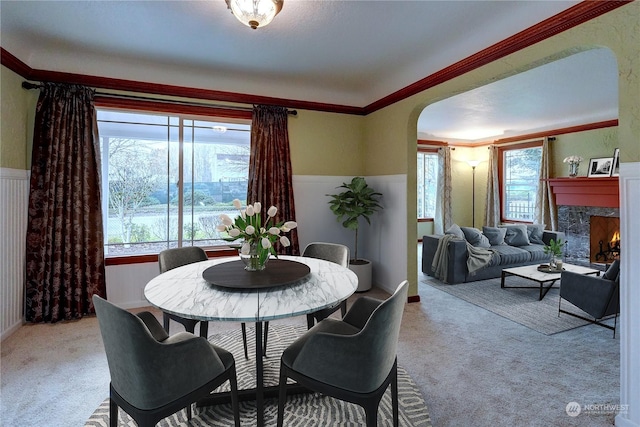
[563,155,583,165]
[217,199,297,269]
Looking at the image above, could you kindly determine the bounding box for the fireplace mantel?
[547,177,619,208]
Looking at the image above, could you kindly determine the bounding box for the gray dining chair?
[158,246,252,359]
[93,295,240,427]
[302,242,350,328]
[262,242,350,356]
[277,280,409,427]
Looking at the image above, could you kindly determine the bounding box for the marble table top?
[144,255,358,322]
[503,262,600,282]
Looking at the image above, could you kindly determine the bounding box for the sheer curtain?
[434,147,452,234]
[484,145,501,227]
[25,83,106,323]
[534,137,558,230]
[247,105,299,255]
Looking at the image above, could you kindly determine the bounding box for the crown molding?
[2,1,632,116]
[364,0,633,114]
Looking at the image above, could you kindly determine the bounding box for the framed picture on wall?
[611,148,620,177]
[588,157,614,177]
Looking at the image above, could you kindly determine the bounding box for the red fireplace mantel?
[547,177,619,208]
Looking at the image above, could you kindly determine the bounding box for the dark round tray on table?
[202,259,311,289]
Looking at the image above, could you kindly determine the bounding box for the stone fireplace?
[557,206,620,266]
[549,177,620,268]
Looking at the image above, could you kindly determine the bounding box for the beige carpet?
[423,275,616,335]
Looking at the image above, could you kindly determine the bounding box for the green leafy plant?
[543,238,565,257]
[327,177,382,263]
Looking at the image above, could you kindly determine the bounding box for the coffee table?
[501,263,600,300]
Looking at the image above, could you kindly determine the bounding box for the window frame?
[417,146,439,222]
[95,97,252,265]
[497,140,543,224]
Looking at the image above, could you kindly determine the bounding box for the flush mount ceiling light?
[225,0,283,30]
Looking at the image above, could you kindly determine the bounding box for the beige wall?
[551,126,618,177]
[0,66,33,170]
[288,109,364,176]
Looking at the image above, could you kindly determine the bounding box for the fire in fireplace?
[590,216,620,263]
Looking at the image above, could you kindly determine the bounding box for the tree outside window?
[98,109,251,256]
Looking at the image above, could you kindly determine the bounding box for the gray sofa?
[422,224,566,284]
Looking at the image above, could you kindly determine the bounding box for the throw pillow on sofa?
[482,226,507,246]
[500,224,530,246]
[526,224,546,245]
[461,227,491,248]
[445,224,465,239]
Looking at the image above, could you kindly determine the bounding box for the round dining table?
[144,254,358,427]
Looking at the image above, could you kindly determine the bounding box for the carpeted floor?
[1,257,621,427]
[422,275,617,335]
[84,324,431,426]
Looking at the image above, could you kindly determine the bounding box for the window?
[500,143,542,222]
[97,108,251,256]
[417,150,439,219]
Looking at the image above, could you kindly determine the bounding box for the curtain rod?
[21,81,298,115]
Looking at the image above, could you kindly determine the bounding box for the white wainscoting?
[105,262,159,309]
[616,162,640,427]
[293,174,407,295]
[0,168,29,340]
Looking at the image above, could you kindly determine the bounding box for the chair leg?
[306,313,315,329]
[277,365,288,427]
[163,312,170,333]
[199,321,209,338]
[364,402,379,427]
[229,365,241,427]
[340,300,347,318]
[391,363,399,426]
[241,323,248,359]
[186,403,192,420]
[264,321,269,356]
[109,398,118,427]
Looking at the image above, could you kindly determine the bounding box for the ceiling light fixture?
[225,0,283,30]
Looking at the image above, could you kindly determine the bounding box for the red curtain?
[247,105,299,255]
[25,83,106,323]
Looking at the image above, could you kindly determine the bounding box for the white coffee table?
[500,263,600,300]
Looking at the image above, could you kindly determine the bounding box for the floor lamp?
[467,160,480,228]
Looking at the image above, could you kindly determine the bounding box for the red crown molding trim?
[0,48,31,78]
[493,119,618,144]
[2,1,631,117]
[1,47,362,116]
[364,0,632,114]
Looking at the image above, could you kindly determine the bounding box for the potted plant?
[327,177,382,291]
[543,238,565,271]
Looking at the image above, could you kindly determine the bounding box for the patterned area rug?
[423,275,616,335]
[85,324,431,426]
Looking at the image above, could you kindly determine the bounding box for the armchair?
[559,260,620,337]
[277,280,409,427]
[93,295,240,427]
